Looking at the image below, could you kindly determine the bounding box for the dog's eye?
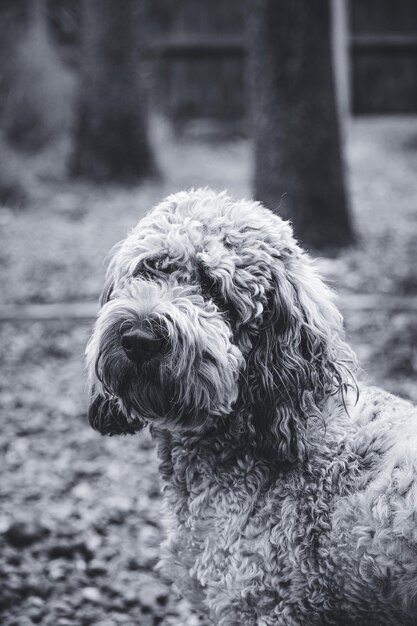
[200,273,216,295]
[134,258,175,278]
[199,271,227,311]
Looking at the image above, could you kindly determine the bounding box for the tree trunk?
[71,0,155,182]
[248,0,354,249]
[0,0,73,151]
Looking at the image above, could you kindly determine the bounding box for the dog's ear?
[88,392,144,435]
[247,253,355,465]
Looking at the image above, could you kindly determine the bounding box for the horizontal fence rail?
[351,34,417,51]
[0,295,416,323]
[151,35,245,57]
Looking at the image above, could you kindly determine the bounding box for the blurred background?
[0,1,416,625]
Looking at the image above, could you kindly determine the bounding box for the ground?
[0,117,416,626]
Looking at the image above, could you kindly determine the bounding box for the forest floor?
[1,117,417,626]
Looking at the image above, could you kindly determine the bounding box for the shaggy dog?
[86,189,417,626]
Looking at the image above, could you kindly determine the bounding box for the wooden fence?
[147,0,246,130]
[147,0,417,128]
[350,0,417,113]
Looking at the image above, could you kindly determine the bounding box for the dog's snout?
[120,326,164,363]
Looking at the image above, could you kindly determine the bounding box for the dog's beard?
[86,289,244,433]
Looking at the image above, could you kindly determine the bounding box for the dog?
[86,189,417,625]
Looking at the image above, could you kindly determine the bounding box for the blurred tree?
[248,0,354,249]
[0,0,74,151]
[71,0,155,181]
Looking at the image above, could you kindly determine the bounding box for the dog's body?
[87,190,417,625]
[155,386,417,626]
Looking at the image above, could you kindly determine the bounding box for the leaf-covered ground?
[1,117,417,625]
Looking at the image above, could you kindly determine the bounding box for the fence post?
[332,0,351,133]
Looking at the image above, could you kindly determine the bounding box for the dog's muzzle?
[86,281,245,432]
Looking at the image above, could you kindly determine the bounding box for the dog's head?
[86,189,355,463]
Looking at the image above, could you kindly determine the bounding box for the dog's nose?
[120,327,163,363]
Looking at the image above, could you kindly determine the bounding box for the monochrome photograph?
[1,1,417,624]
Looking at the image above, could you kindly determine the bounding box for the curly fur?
[86,189,417,625]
